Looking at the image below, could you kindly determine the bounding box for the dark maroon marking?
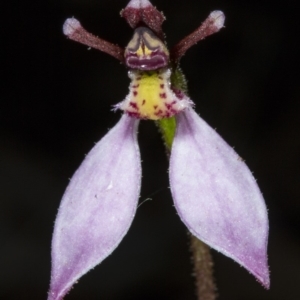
[127,111,141,118]
[142,99,146,105]
[136,77,142,81]
[172,87,185,99]
[125,55,168,71]
[153,105,158,109]
[156,108,176,118]
[160,84,164,88]
[158,76,163,80]
[151,50,159,57]
[129,102,138,109]
[121,6,165,40]
[165,103,172,109]
[133,91,138,96]
[132,84,139,88]
[159,93,167,99]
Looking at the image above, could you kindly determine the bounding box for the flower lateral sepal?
[170,108,270,288]
[48,115,141,300]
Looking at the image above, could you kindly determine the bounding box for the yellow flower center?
[117,68,190,120]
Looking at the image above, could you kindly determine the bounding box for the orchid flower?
[48,1,269,299]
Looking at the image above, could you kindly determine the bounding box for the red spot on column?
[159,93,166,99]
[160,84,164,88]
[142,99,146,105]
[130,102,138,109]
[172,87,184,99]
[133,91,138,96]
[127,111,141,118]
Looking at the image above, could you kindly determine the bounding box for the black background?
[2,0,300,299]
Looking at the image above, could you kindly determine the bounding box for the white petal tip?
[126,0,152,9]
[63,18,81,36]
[210,10,225,29]
[140,0,152,7]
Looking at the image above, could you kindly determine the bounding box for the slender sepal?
[63,18,124,62]
[171,11,225,62]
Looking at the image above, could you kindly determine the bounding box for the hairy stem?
[190,235,217,300]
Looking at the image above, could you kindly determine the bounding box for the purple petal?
[169,108,269,288]
[48,115,141,300]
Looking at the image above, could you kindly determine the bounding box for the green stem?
[156,117,217,300]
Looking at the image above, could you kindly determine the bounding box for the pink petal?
[48,115,141,300]
[169,108,269,288]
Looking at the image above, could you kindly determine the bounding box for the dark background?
[2,0,299,299]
